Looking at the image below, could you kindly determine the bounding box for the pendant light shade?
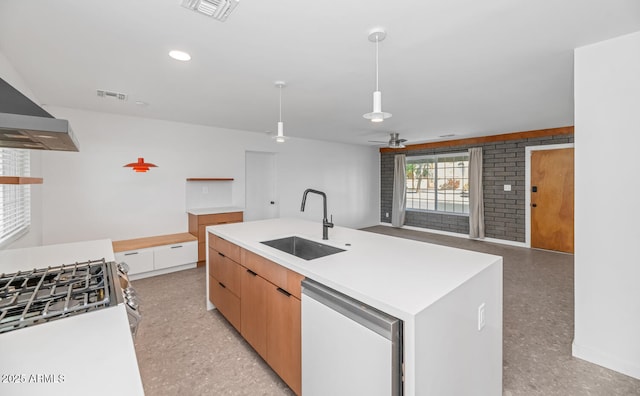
[124,157,157,172]
[363,29,392,122]
[273,81,288,143]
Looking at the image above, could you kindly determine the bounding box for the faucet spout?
[300,188,333,240]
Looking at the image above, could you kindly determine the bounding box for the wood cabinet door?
[209,248,242,296]
[209,275,241,331]
[240,268,269,359]
[266,286,301,396]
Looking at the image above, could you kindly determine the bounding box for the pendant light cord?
[375,36,379,91]
[279,85,282,122]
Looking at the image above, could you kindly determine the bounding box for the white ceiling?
[1,0,639,146]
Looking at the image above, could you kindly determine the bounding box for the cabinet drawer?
[209,234,241,263]
[154,241,198,270]
[115,248,154,275]
[199,211,243,225]
[209,247,242,295]
[209,275,241,331]
[242,250,304,299]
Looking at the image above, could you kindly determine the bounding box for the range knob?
[126,299,140,310]
[117,262,130,274]
[124,287,139,300]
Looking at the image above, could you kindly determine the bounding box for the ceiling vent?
[181,0,240,22]
[97,90,128,101]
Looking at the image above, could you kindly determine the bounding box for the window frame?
[405,152,470,216]
[0,149,31,248]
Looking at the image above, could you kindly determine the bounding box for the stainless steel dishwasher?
[301,278,403,396]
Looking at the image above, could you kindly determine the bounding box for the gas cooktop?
[0,259,119,334]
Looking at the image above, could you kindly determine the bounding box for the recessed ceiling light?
[169,50,191,61]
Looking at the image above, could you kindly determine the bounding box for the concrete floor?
[132,226,640,395]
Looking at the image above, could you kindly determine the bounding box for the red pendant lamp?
[124,157,157,172]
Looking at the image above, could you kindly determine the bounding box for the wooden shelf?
[0,176,43,185]
[186,178,234,181]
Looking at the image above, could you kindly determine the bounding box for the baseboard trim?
[377,222,528,248]
[572,341,640,380]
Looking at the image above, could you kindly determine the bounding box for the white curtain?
[468,147,485,238]
[392,154,406,227]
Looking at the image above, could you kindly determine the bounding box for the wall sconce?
[124,157,157,172]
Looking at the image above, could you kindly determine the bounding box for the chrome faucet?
[300,188,334,240]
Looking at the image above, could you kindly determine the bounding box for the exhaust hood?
[0,78,79,151]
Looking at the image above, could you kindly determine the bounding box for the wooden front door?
[531,148,574,253]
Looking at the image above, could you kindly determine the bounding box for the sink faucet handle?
[326,215,334,228]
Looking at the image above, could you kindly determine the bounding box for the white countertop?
[0,239,115,273]
[0,239,144,396]
[187,206,244,216]
[207,218,502,320]
[0,304,144,396]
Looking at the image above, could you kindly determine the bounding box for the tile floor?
[131,226,640,395]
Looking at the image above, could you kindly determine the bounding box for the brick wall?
[380,132,574,242]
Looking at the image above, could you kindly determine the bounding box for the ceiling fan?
[368,132,408,148]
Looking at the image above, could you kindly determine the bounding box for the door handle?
[531,203,537,207]
[270,201,275,205]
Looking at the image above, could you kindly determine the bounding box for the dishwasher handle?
[301,278,400,341]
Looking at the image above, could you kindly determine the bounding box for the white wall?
[0,51,43,248]
[36,106,379,244]
[573,30,640,379]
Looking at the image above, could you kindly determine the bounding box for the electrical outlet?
[478,303,486,331]
[202,186,209,194]
[385,212,389,218]
[503,184,511,192]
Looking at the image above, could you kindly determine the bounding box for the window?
[0,149,31,247]
[406,152,469,214]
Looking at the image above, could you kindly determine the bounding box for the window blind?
[0,148,31,246]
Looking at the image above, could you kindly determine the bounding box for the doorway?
[526,145,574,253]
[245,151,278,221]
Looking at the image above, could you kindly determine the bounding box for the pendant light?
[363,29,392,123]
[124,157,157,172]
[272,81,288,143]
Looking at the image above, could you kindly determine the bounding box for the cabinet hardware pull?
[171,245,183,249]
[124,252,139,256]
[276,287,291,297]
[218,282,226,288]
[218,252,225,258]
[246,269,257,276]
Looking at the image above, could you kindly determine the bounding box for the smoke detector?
[181,0,240,22]
[97,89,128,101]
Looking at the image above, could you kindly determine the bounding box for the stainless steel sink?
[260,236,345,260]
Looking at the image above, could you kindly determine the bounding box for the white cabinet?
[115,241,197,279]
[115,248,154,275]
[154,242,198,270]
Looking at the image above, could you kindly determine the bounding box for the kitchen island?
[206,218,503,396]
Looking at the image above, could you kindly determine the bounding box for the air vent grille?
[96,90,128,101]
[181,0,239,22]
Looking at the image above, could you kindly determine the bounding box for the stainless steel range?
[0,259,141,335]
